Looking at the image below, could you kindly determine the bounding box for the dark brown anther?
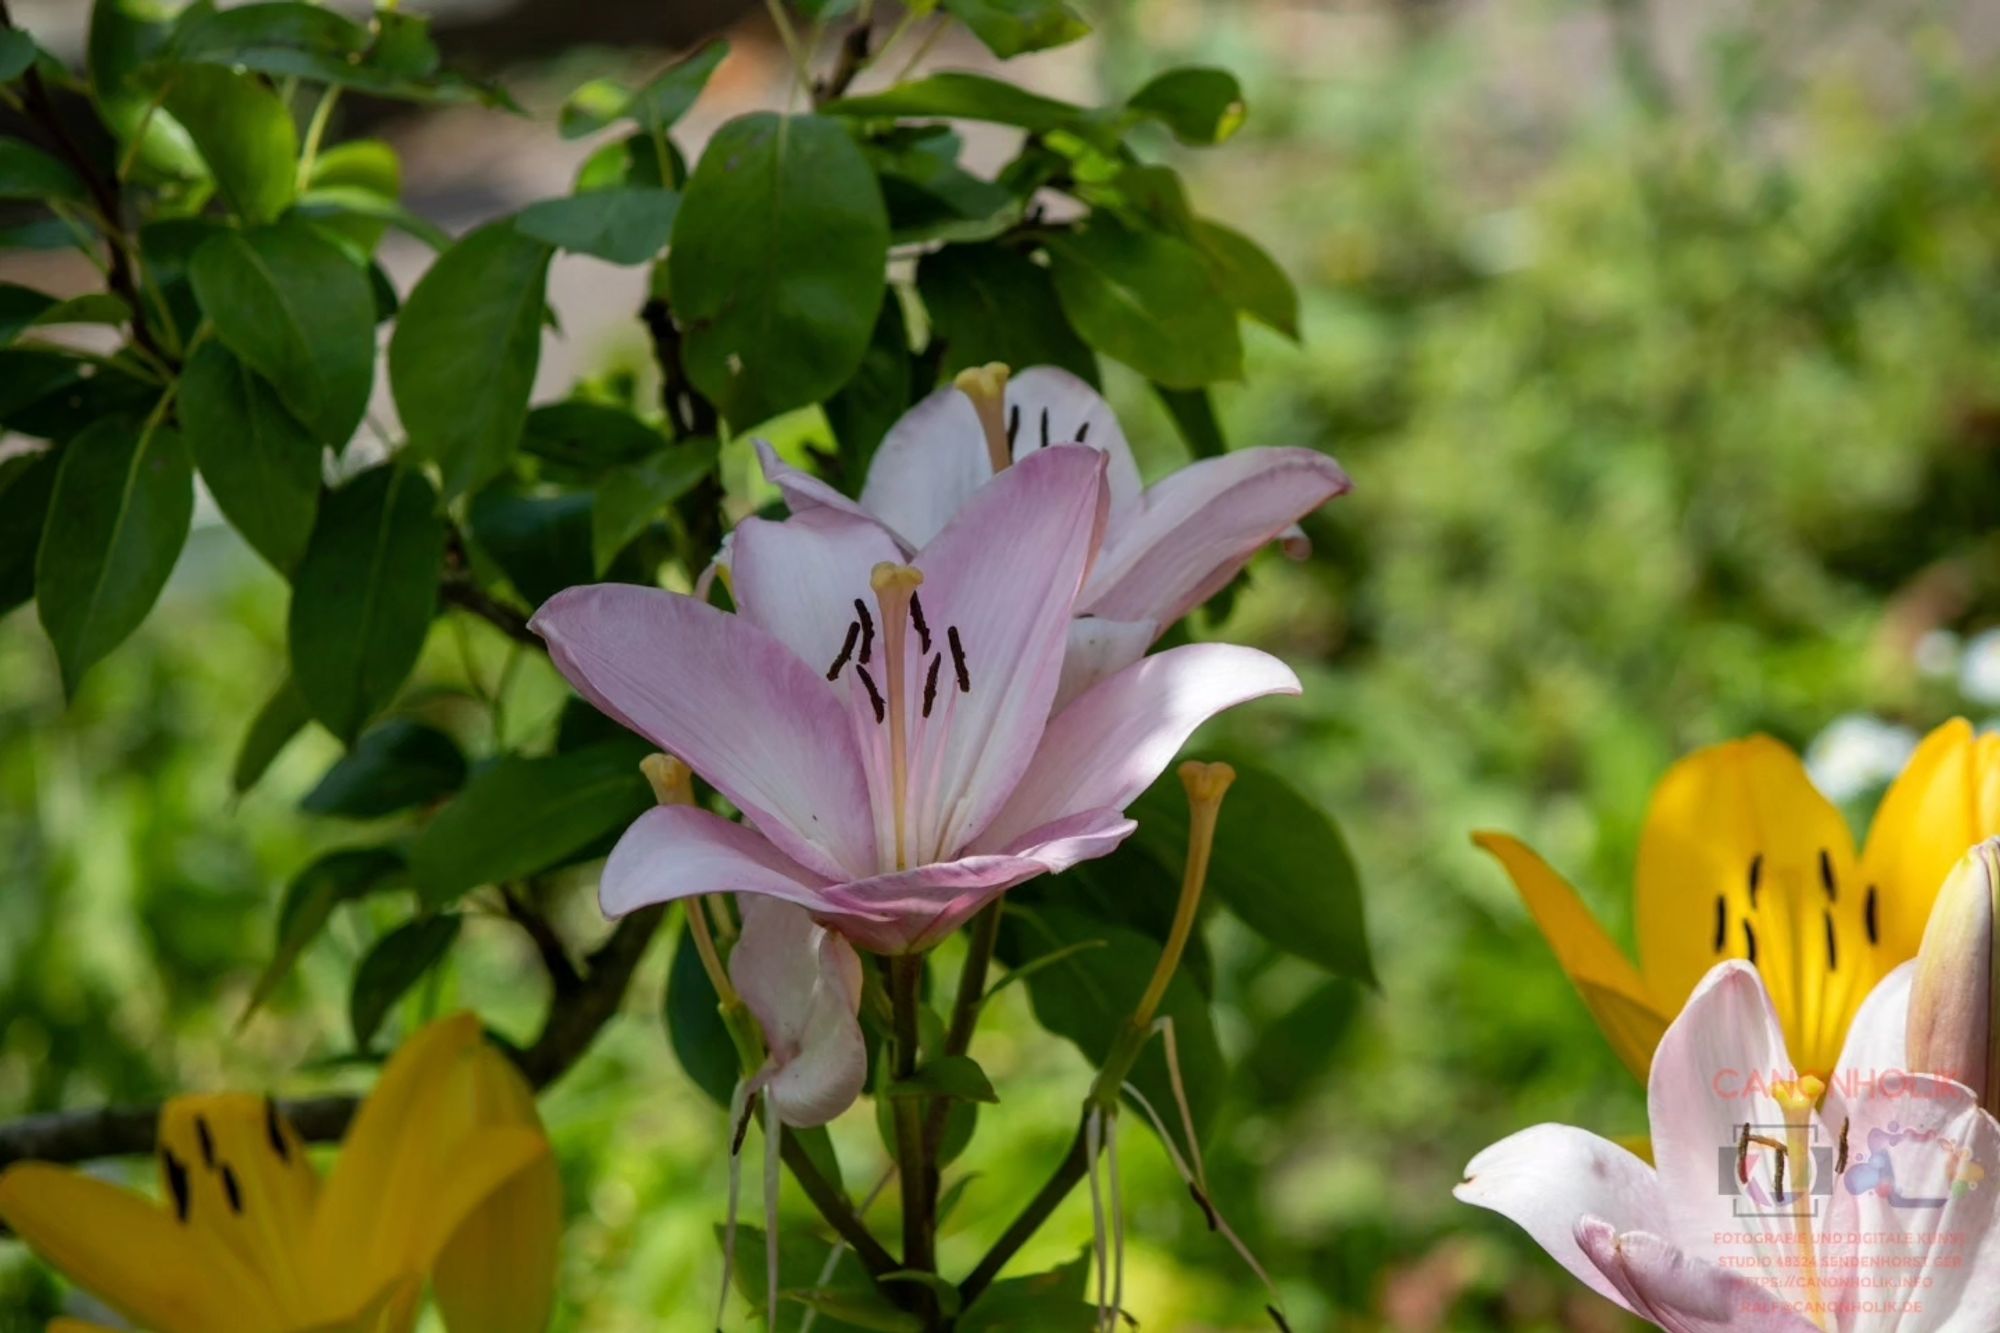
[264,1096,290,1163]
[1748,854,1763,907]
[1819,849,1838,901]
[1836,1117,1850,1175]
[163,1149,191,1222]
[853,598,875,664]
[1865,886,1880,945]
[1006,403,1020,447]
[909,591,932,654]
[855,665,886,723]
[1039,407,1051,449]
[921,653,942,719]
[826,620,860,681]
[947,626,971,692]
[1824,911,1838,972]
[1076,419,1091,442]
[221,1164,243,1215]
[194,1115,215,1169]
[1713,895,1727,953]
[1743,920,1759,967]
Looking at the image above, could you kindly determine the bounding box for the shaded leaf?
[942,0,1089,59]
[959,1255,1092,1330]
[162,64,297,223]
[0,29,36,82]
[1196,219,1299,339]
[887,1054,999,1104]
[670,112,888,428]
[179,341,322,572]
[469,480,595,605]
[189,220,375,448]
[521,400,668,480]
[1153,383,1226,460]
[823,293,911,482]
[0,446,58,615]
[1127,67,1246,146]
[288,465,442,742]
[233,675,312,794]
[918,243,1096,385]
[390,223,552,497]
[0,139,84,201]
[1047,217,1242,388]
[591,442,717,571]
[560,42,727,139]
[350,913,461,1049]
[302,719,467,819]
[665,914,738,1107]
[515,188,679,265]
[826,73,1104,142]
[245,845,405,1017]
[35,416,193,698]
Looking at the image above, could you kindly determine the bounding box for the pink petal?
[903,444,1109,861]
[1054,617,1156,713]
[1455,1124,1665,1314]
[1082,447,1352,626]
[1575,1221,1820,1333]
[533,584,875,880]
[860,367,1142,549]
[975,643,1299,851]
[753,439,899,542]
[730,898,867,1127]
[728,509,907,688]
[599,805,855,921]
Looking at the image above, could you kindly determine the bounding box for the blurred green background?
[5,0,2000,1328]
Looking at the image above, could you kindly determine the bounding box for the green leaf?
[825,73,1103,141]
[0,30,37,82]
[591,442,717,572]
[407,741,654,907]
[245,845,404,1018]
[468,480,594,605]
[887,1053,999,1104]
[918,243,1096,385]
[167,1,371,68]
[823,293,911,483]
[288,465,442,742]
[721,1225,907,1331]
[995,903,1226,1136]
[1196,219,1299,339]
[1128,760,1374,986]
[575,131,687,192]
[302,719,467,819]
[561,41,726,140]
[665,915,738,1107]
[24,293,134,336]
[296,138,421,256]
[0,139,85,201]
[941,0,1089,59]
[35,416,193,698]
[389,223,553,497]
[350,913,460,1049]
[89,0,210,182]
[233,674,312,794]
[521,400,668,480]
[1127,66,1246,146]
[559,76,632,139]
[189,221,376,448]
[1153,383,1226,460]
[864,127,1021,246]
[880,1272,962,1318]
[162,65,298,223]
[179,341,322,572]
[1047,217,1242,388]
[515,188,679,265]
[958,1256,1092,1330]
[0,447,58,616]
[670,112,888,428]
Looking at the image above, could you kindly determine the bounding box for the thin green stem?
[887,954,938,1318]
[296,85,342,191]
[923,903,1000,1158]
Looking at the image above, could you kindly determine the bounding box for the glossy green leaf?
[665,915,738,1107]
[941,0,1089,59]
[189,220,376,448]
[1127,66,1246,146]
[823,293,911,482]
[0,447,58,616]
[669,112,888,428]
[0,30,36,82]
[521,400,668,480]
[887,1054,999,1103]
[389,223,553,497]
[468,480,594,605]
[918,243,1096,385]
[298,138,408,255]
[407,741,655,907]
[825,73,1102,141]
[179,341,322,572]
[864,127,1021,246]
[591,442,717,572]
[232,674,312,794]
[301,719,467,819]
[0,140,85,201]
[35,416,193,698]
[1128,760,1374,986]
[350,913,461,1049]
[996,903,1225,1135]
[162,65,297,223]
[288,465,442,742]
[515,188,679,265]
[245,845,405,1018]
[88,0,209,182]
[1047,217,1242,388]
[1196,218,1299,339]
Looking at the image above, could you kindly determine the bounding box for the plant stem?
[887,954,938,1316]
[923,902,1000,1160]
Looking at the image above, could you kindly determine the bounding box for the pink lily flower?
[1457,961,2000,1332]
[753,365,1351,701]
[532,445,1300,954]
[729,897,867,1127]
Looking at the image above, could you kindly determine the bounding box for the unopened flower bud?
[1906,837,2000,1110]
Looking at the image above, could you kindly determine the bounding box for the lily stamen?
[952,362,1013,473]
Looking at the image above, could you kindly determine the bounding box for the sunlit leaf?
[1127,66,1246,146]
[1047,216,1242,387]
[162,65,298,223]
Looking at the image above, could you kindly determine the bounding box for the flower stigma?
[953,362,1013,474]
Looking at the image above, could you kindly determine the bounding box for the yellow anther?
[953,362,1014,474]
[641,753,695,807]
[1179,760,1237,808]
[870,562,925,597]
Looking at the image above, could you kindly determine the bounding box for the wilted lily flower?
[1459,961,1999,1332]
[730,896,867,1127]
[535,445,1300,954]
[1476,721,2000,1081]
[753,363,1350,700]
[0,1014,560,1333]
[1907,837,2000,1112]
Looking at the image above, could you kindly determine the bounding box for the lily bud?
[1906,837,2000,1110]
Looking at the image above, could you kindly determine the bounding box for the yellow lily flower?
[0,1014,561,1333]
[1475,718,2000,1080]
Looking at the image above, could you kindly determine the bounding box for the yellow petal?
[297,1274,424,1333]
[1472,832,1669,1080]
[0,1162,282,1333]
[157,1093,321,1323]
[49,1320,127,1333]
[1635,735,1872,1074]
[432,1045,562,1333]
[1860,719,2000,962]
